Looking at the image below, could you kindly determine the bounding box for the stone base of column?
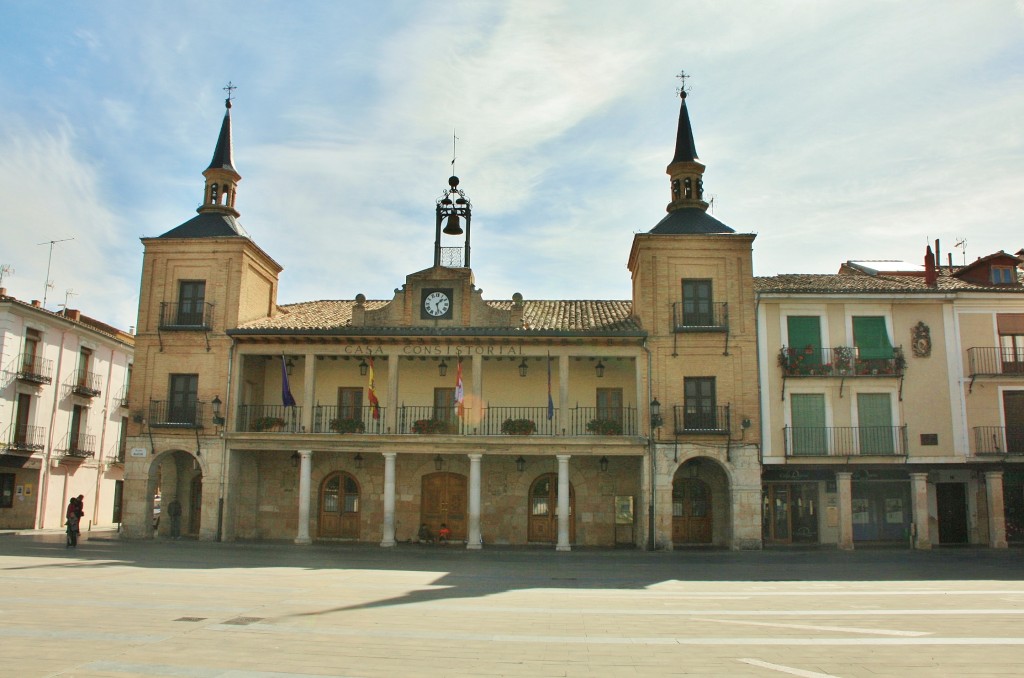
[380,539,396,548]
[556,544,571,552]
[838,542,854,551]
[466,542,482,550]
[294,537,312,545]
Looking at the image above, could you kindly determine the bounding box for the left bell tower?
[201,83,241,217]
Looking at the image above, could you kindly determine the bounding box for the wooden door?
[14,393,31,445]
[672,477,712,544]
[1004,391,1024,453]
[597,388,623,426]
[527,473,575,543]
[319,472,361,539]
[936,483,968,544]
[420,472,466,541]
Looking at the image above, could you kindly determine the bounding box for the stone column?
[467,453,483,549]
[910,472,931,550]
[301,353,316,432]
[294,450,312,545]
[386,358,399,434]
[558,356,569,435]
[556,454,571,551]
[380,452,397,547]
[836,471,854,551]
[471,355,483,431]
[985,471,1008,549]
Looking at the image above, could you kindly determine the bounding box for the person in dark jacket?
[65,497,82,548]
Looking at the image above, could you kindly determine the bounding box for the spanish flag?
[367,357,381,420]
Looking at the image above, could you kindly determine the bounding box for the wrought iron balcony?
[148,400,206,428]
[967,348,1024,377]
[158,301,214,330]
[312,405,386,434]
[973,426,1024,455]
[115,387,130,409]
[673,405,730,435]
[571,407,638,436]
[60,433,96,459]
[71,370,103,397]
[672,302,728,332]
[783,425,908,456]
[779,346,906,377]
[235,404,304,433]
[15,353,53,384]
[3,424,46,453]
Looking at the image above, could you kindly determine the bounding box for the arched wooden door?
[672,477,712,544]
[528,473,575,543]
[421,472,466,541]
[319,472,361,539]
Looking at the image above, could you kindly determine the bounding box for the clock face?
[423,291,451,317]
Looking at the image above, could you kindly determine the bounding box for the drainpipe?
[93,343,117,527]
[217,338,236,542]
[38,328,69,528]
[643,339,656,551]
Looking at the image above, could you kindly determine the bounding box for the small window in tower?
[684,178,692,199]
[210,184,219,204]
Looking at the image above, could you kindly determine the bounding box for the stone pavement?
[1,531,1023,677]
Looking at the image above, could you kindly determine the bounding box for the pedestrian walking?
[166,498,182,539]
[65,497,82,548]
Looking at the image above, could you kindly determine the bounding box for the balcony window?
[674,280,727,331]
[790,393,826,455]
[853,316,894,365]
[857,393,895,455]
[178,281,206,325]
[679,377,727,433]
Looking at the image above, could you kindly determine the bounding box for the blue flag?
[281,354,296,407]
[546,355,554,420]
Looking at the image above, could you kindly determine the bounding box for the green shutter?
[857,393,894,454]
[787,316,822,366]
[853,316,893,360]
[791,394,826,455]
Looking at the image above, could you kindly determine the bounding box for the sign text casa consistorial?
[341,343,523,357]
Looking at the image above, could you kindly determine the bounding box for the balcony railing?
[779,346,906,377]
[570,407,638,436]
[235,404,304,433]
[483,406,562,436]
[784,425,908,456]
[59,433,96,459]
[973,426,1024,455]
[115,387,130,409]
[3,424,46,452]
[673,405,730,435]
[159,301,214,330]
[16,353,53,384]
[71,370,103,397]
[313,405,388,434]
[148,400,206,428]
[672,302,728,332]
[967,348,1024,377]
[107,440,126,465]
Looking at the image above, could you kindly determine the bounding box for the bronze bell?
[442,213,463,235]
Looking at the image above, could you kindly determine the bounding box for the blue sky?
[1,1,1022,330]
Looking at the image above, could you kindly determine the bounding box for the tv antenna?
[37,237,74,309]
[60,288,78,312]
[0,264,13,288]
[954,238,967,265]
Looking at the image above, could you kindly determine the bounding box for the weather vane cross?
[676,70,690,97]
[223,81,237,105]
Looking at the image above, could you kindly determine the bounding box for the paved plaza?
[1,531,1023,677]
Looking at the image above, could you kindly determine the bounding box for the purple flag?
[281,354,296,407]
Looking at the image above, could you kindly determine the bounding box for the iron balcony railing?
[115,386,130,409]
[3,424,46,452]
[672,301,728,332]
[312,405,387,434]
[71,369,103,397]
[973,426,1024,455]
[59,433,96,459]
[483,406,562,436]
[235,404,304,433]
[673,405,730,435]
[158,301,214,330]
[393,405,637,436]
[967,347,1024,376]
[779,346,906,377]
[783,425,909,456]
[16,353,53,384]
[108,440,126,465]
[148,400,206,428]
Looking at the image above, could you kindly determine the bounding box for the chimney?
[935,239,941,271]
[31,300,41,308]
[0,287,6,297]
[67,309,81,322]
[924,245,937,287]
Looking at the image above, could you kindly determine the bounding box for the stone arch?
[671,456,731,547]
[147,448,204,539]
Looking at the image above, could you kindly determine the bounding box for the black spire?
[670,90,698,164]
[206,96,236,172]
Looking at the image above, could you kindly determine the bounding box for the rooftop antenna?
[954,238,967,265]
[708,195,716,214]
[451,128,458,175]
[37,238,74,309]
[60,288,77,313]
[0,264,13,287]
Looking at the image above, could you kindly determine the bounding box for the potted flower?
[586,418,622,435]
[330,417,365,434]
[501,418,536,435]
[252,416,285,432]
[412,419,454,434]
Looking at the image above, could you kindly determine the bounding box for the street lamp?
[595,360,605,378]
[650,398,663,430]
[211,395,225,426]
[358,358,368,376]
[518,359,528,377]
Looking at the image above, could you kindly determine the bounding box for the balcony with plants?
[778,346,905,378]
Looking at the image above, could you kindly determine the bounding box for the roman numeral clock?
[421,288,453,320]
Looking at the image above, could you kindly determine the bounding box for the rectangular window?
[77,347,92,385]
[0,474,14,509]
[337,387,363,421]
[787,316,823,366]
[681,280,713,326]
[177,280,206,325]
[15,393,32,446]
[683,377,718,430]
[168,374,199,425]
[790,393,826,455]
[857,393,894,454]
[998,314,1024,374]
[1004,391,1024,454]
[22,328,41,371]
[992,266,1015,284]
[117,417,129,460]
[596,388,623,426]
[434,388,456,423]
[853,316,894,361]
[69,405,86,451]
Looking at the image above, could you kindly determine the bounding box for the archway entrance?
[421,472,466,541]
[671,457,730,546]
[528,473,575,543]
[148,450,202,539]
[319,472,361,539]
